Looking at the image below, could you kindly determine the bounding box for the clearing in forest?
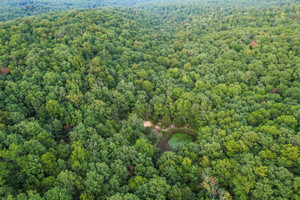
[144,121,197,151]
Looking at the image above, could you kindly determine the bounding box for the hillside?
[0,0,297,22]
[0,0,155,22]
[0,1,299,199]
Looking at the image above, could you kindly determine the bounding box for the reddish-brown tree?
[250,40,258,48]
[0,67,10,76]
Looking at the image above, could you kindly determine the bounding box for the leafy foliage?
[0,0,299,199]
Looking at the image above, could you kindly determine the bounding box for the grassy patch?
[167,133,194,148]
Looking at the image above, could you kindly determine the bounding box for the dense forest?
[0,0,297,22]
[0,0,157,22]
[0,0,299,199]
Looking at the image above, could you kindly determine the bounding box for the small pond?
[167,133,194,148]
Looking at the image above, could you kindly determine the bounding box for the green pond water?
[167,133,194,148]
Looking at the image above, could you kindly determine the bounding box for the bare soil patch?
[143,121,153,128]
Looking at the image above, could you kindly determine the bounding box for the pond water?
[167,133,194,148]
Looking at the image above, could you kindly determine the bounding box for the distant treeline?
[0,0,298,22]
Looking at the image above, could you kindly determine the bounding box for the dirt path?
[143,121,162,141]
[143,121,152,128]
[144,121,177,142]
